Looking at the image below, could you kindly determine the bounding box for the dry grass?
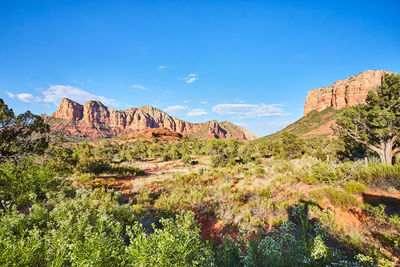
[71,155,400,262]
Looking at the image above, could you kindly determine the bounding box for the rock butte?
[46,98,258,141]
[304,70,393,116]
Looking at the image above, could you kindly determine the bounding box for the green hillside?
[260,107,337,141]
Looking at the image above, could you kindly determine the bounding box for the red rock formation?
[52,97,84,121]
[127,127,184,142]
[46,98,258,141]
[304,70,392,115]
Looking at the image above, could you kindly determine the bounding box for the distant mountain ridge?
[45,98,257,141]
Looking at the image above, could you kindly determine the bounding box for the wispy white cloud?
[187,108,207,117]
[132,84,147,90]
[42,85,117,106]
[212,103,288,118]
[184,73,198,84]
[200,101,208,105]
[6,85,117,106]
[6,91,15,98]
[164,105,186,113]
[234,97,245,103]
[7,92,41,103]
[18,93,42,103]
[158,65,167,70]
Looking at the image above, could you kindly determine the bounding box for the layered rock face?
[48,98,258,141]
[304,70,392,115]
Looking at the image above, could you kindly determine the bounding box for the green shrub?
[76,158,109,174]
[389,214,400,230]
[254,166,265,175]
[312,147,328,161]
[309,187,359,208]
[230,190,247,202]
[181,153,191,164]
[272,159,295,173]
[125,211,213,266]
[364,204,387,222]
[0,189,133,266]
[0,190,214,266]
[279,132,306,159]
[197,166,209,175]
[0,191,382,266]
[73,143,110,174]
[0,158,67,208]
[376,232,400,253]
[136,190,152,205]
[344,181,367,194]
[354,164,400,189]
[46,146,77,174]
[107,165,145,176]
[214,204,370,266]
[311,162,338,185]
[211,154,228,168]
[74,173,94,183]
[259,186,271,198]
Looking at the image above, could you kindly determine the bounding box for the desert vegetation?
[1,74,400,266]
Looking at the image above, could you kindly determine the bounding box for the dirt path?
[102,159,193,195]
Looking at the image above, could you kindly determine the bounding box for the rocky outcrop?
[52,97,84,121]
[304,70,392,115]
[47,98,258,141]
[126,128,184,142]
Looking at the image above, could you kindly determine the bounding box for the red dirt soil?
[302,120,336,139]
[93,171,400,250]
[197,214,239,244]
[125,127,185,142]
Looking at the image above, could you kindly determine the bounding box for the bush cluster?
[0,195,374,266]
[0,189,211,266]
[0,158,68,208]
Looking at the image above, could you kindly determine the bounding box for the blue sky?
[1,0,399,136]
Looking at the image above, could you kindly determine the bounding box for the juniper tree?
[335,73,400,164]
[0,98,49,164]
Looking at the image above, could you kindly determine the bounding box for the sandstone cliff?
[47,98,258,141]
[304,70,392,115]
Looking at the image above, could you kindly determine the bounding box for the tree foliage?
[335,73,400,164]
[280,132,306,159]
[0,98,49,164]
[0,157,67,209]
